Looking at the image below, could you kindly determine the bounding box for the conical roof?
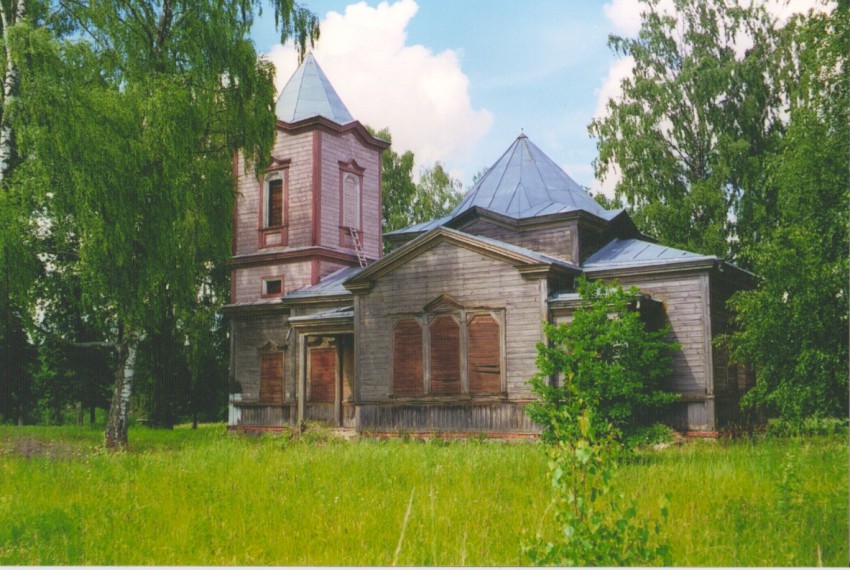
[275,53,354,125]
[450,134,608,219]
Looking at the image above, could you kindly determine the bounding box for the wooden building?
[224,54,754,436]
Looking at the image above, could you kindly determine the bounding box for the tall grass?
[0,424,846,566]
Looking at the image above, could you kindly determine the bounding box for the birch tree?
[14,0,318,448]
[589,0,780,259]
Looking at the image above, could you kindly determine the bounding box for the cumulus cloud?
[592,0,832,197]
[264,0,492,170]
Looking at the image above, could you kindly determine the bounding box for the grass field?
[0,423,846,566]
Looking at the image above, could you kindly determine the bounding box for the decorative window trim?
[260,276,285,298]
[259,163,290,248]
[389,302,506,399]
[338,159,365,247]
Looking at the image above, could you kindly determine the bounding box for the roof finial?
[518,128,527,139]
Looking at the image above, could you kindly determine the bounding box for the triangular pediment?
[344,226,580,293]
[258,340,285,352]
[423,294,464,313]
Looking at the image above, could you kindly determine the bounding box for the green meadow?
[0,424,846,566]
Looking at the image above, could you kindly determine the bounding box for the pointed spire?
[275,53,354,125]
[451,135,607,219]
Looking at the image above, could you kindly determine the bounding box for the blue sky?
[249,0,627,194]
[250,0,819,194]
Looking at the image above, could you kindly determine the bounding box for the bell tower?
[229,53,388,305]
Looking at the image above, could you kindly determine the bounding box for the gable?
[345,227,578,293]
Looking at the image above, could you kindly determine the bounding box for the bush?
[765,416,849,438]
[528,276,679,443]
[524,405,671,566]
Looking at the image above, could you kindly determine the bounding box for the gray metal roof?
[386,135,617,237]
[275,53,354,125]
[451,134,609,219]
[283,266,361,299]
[288,306,354,323]
[582,238,714,270]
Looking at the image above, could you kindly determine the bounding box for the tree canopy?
[590,0,780,258]
[592,0,849,421]
[7,0,319,447]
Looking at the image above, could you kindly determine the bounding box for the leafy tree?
[12,1,318,448]
[524,406,671,566]
[726,3,849,421]
[368,127,463,249]
[525,277,675,565]
[528,276,678,443]
[589,0,780,259]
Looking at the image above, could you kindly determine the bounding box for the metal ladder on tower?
[348,227,368,267]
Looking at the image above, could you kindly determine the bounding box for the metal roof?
[288,306,354,323]
[284,266,361,299]
[275,53,354,125]
[582,238,714,270]
[451,134,609,219]
[386,135,616,237]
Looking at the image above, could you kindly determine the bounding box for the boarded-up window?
[309,347,336,403]
[430,316,460,395]
[342,173,360,229]
[393,319,423,396]
[259,352,283,404]
[267,179,283,227]
[468,315,501,394]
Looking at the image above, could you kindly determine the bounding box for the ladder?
[348,227,368,267]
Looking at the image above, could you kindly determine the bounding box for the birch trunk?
[0,0,23,185]
[104,338,137,451]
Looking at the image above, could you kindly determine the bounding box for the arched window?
[467,315,501,394]
[342,173,360,229]
[265,174,284,228]
[430,316,461,395]
[393,319,424,396]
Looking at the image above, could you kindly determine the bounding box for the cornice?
[230,247,374,269]
[276,117,390,151]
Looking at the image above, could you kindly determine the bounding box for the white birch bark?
[0,0,23,185]
[105,337,137,450]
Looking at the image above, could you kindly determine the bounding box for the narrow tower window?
[267,178,283,227]
[342,173,360,229]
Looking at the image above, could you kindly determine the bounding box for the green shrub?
[524,405,671,566]
[765,416,849,438]
[528,276,679,443]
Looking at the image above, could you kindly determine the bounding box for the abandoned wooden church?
[224,54,754,436]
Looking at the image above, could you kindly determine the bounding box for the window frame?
[389,307,506,399]
[258,160,290,249]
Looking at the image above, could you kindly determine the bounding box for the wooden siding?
[233,260,312,304]
[234,131,314,257]
[319,130,382,258]
[231,312,290,402]
[393,319,424,396]
[558,272,711,395]
[356,241,544,403]
[237,403,295,427]
[459,218,578,263]
[357,401,539,434]
[467,315,501,394]
[615,273,710,395]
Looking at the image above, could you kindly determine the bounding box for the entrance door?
[309,345,337,424]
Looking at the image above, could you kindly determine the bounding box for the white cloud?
[264,0,492,171]
[594,0,833,120]
[592,55,635,120]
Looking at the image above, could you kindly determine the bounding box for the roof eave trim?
[276,117,390,149]
[583,258,717,278]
